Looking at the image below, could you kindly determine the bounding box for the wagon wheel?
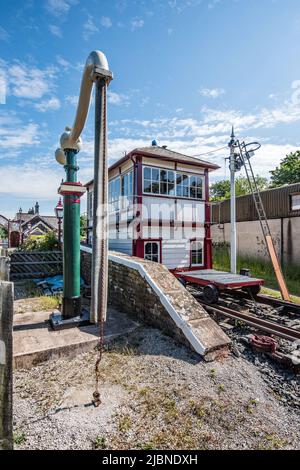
[178,277,186,287]
[203,284,219,304]
[242,285,261,296]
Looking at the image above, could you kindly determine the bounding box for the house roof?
[22,214,58,231]
[85,145,220,187]
[13,213,33,223]
[129,146,220,169]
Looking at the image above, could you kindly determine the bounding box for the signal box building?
[85,143,219,271]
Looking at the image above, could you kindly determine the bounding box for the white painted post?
[229,127,237,274]
[0,281,14,450]
[0,257,9,281]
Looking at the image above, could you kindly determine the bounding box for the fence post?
[0,257,9,281]
[0,281,13,450]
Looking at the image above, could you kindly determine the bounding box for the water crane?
[50,50,113,329]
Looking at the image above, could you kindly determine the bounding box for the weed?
[163,398,178,421]
[218,384,225,393]
[209,368,216,378]
[140,441,155,450]
[13,432,27,445]
[249,398,258,406]
[118,414,132,432]
[93,436,107,450]
[190,400,207,419]
[258,433,287,450]
[138,387,150,397]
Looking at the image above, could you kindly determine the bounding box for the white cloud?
[49,24,62,37]
[101,16,112,28]
[8,63,56,100]
[208,0,221,9]
[199,87,225,98]
[131,18,144,31]
[0,26,9,42]
[34,97,61,112]
[56,55,71,69]
[168,0,202,13]
[46,0,76,17]
[83,16,99,41]
[0,70,6,104]
[108,91,130,106]
[65,95,78,106]
[0,115,40,151]
[0,163,61,198]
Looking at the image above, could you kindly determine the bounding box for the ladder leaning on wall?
[236,140,290,301]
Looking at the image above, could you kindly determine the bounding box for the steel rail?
[199,301,300,342]
[223,289,300,315]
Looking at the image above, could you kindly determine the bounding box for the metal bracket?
[91,67,113,84]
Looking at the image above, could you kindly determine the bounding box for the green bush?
[20,231,59,252]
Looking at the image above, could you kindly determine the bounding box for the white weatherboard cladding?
[142,157,175,169]
[142,226,204,269]
[142,197,205,223]
[109,223,134,256]
[143,226,205,239]
[108,167,119,179]
[176,199,205,222]
[162,239,190,268]
[118,159,133,174]
[176,163,205,174]
[108,238,133,255]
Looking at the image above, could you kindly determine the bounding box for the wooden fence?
[9,251,63,281]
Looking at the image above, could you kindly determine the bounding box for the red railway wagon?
[174,269,264,303]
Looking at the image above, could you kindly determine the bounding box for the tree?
[210,175,269,201]
[270,150,300,187]
[0,226,8,239]
[80,214,87,239]
[20,231,59,251]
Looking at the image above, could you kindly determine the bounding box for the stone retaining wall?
[81,247,230,360]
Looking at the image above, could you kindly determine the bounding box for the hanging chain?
[93,317,105,407]
[92,79,108,408]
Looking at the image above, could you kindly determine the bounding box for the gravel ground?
[13,325,300,450]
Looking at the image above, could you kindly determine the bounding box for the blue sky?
[1,0,300,218]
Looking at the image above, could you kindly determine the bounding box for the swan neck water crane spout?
[51,50,112,328]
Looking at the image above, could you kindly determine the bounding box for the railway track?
[198,300,300,343]
[224,289,300,315]
[194,293,300,370]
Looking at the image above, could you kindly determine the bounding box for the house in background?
[9,202,59,247]
[211,183,300,266]
[85,142,219,271]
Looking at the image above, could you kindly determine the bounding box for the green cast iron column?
[62,149,81,318]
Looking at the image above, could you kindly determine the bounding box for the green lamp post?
[50,140,87,328]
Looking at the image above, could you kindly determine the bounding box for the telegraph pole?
[229,126,237,274]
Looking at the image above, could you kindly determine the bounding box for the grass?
[258,433,287,450]
[93,436,107,450]
[13,432,27,445]
[17,295,61,313]
[118,414,132,432]
[213,243,300,297]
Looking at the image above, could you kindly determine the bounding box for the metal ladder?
[238,143,271,242]
[237,141,290,301]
